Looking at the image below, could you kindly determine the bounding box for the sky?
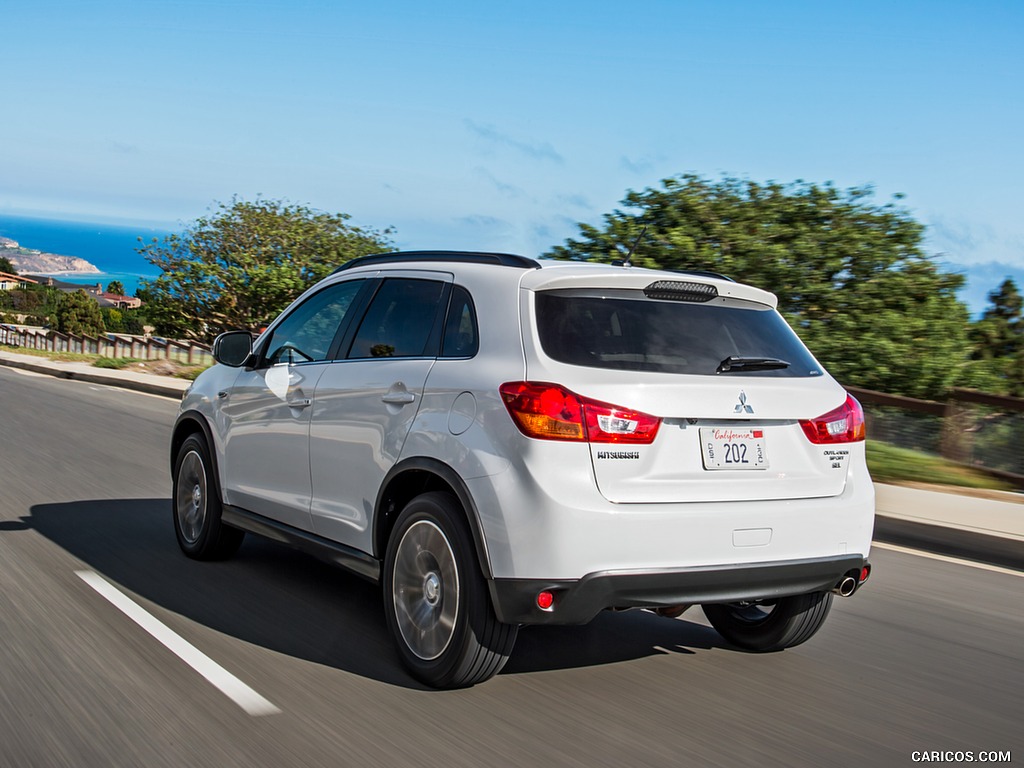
[2,0,1022,311]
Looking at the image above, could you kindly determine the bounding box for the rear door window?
[536,289,822,377]
[347,278,447,359]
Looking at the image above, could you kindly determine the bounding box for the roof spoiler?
[332,251,541,274]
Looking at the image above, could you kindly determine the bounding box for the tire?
[172,434,245,560]
[383,492,517,688]
[703,591,833,652]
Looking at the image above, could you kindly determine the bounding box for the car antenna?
[613,224,648,268]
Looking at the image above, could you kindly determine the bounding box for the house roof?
[0,271,38,284]
[95,292,142,309]
[98,292,136,302]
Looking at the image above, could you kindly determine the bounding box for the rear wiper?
[716,356,791,373]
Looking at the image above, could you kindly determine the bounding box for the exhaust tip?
[835,576,858,597]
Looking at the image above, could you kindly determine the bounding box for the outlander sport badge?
[734,391,754,414]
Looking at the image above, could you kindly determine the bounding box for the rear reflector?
[500,382,661,444]
[799,394,866,444]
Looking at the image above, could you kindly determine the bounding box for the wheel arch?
[374,457,493,579]
[171,411,225,500]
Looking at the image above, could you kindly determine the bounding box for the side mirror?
[212,331,253,367]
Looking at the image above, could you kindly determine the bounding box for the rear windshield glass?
[535,290,822,377]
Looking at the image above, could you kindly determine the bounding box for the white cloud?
[464,120,564,165]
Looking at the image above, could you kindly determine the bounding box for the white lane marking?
[76,570,281,716]
[872,542,1024,578]
[7,367,47,377]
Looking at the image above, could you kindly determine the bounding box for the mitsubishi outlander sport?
[171,251,874,688]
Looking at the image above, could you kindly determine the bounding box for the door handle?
[381,391,416,405]
[286,398,313,409]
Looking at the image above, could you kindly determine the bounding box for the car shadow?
[23,499,723,688]
[504,612,719,675]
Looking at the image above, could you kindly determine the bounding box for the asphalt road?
[1,366,1020,768]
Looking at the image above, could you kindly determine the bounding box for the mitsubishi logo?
[734,391,754,414]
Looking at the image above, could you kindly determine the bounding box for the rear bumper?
[489,554,868,625]
[469,442,876,581]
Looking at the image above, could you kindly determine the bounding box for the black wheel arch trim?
[171,411,224,501]
[374,456,494,580]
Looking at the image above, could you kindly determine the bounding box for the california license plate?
[699,427,769,470]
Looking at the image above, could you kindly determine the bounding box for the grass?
[1,345,99,363]
[867,440,1015,491]
[92,356,145,369]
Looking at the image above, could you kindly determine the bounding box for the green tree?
[970,278,1022,360]
[138,199,393,340]
[121,308,148,335]
[547,175,969,399]
[3,284,63,325]
[957,278,1024,395]
[99,306,148,336]
[0,256,16,274]
[101,307,125,332]
[56,290,105,336]
[106,280,125,296]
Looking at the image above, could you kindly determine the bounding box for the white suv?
[171,251,874,688]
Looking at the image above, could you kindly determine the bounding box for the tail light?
[799,394,866,444]
[500,382,661,444]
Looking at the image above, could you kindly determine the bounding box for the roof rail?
[332,251,542,274]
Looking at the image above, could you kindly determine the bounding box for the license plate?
[699,427,769,470]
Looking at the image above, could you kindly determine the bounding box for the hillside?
[0,236,100,274]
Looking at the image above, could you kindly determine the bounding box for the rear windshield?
[535,290,822,377]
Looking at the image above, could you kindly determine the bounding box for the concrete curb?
[873,482,1022,571]
[0,355,189,399]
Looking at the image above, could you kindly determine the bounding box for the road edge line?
[75,570,281,716]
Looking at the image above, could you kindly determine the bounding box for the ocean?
[0,214,174,297]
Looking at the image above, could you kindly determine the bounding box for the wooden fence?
[848,385,1024,481]
[0,324,213,366]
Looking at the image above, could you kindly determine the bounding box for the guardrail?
[848,385,1024,481]
[0,324,213,366]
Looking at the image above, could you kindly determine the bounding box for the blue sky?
[2,0,1022,311]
